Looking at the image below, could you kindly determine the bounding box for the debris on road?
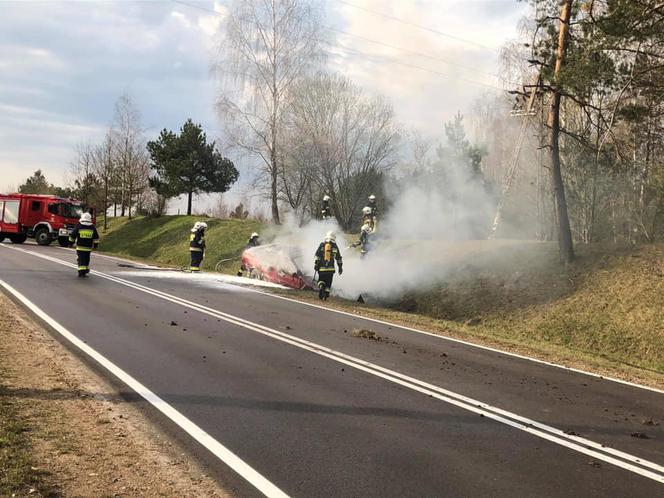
[351,328,382,341]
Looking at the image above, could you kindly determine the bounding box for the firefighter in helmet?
[314,231,343,300]
[321,195,332,220]
[189,221,207,272]
[247,232,260,248]
[367,194,377,217]
[69,212,99,278]
[237,232,260,276]
[362,194,378,232]
[361,206,376,232]
[351,223,372,257]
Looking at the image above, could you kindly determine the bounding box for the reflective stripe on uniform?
[190,267,200,271]
[78,266,89,270]
[189,247,203,252]
[76,247,93,252]
[318,268,335,272]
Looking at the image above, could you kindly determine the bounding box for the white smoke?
[270,160,496,302]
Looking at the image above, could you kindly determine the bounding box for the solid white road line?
[0,278,289,498]
[3,244,664,484]
[43,243,664,395]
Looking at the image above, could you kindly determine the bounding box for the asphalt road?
[1,242,662,497]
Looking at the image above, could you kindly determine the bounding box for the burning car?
[241,244,314,290]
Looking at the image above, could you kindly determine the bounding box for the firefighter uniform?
[189,223,207,272]
[321,200,332,220]
[314,233,343,300]
[69,214,99,278]
[351,224,372,256]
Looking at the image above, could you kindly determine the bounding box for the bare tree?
[285,72,400,229]
[216,0,324,224]
[69,141,98,206]
[92,130,116,229]
[112,93,148,219]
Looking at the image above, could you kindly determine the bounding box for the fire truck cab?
[0,194,95,246]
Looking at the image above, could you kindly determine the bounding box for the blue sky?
[0,0,526,209]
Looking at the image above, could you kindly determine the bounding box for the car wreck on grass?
[240,244,315,290]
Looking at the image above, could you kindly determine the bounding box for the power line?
[169,0,508,90]
[336,0,497,52]
[324,25,515,85]
[326,44,505,91]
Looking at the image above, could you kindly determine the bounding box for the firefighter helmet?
[362,206,372,215]
[250,232,259,239]
[361,223,371,233]
[325,231,336,242]
[323,195,330,201]
[80,212,92,224]
[368,194,376,201]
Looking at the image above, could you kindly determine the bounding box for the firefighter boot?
[78,270,86,278]
[318,281,326,300]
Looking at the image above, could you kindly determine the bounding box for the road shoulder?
[0,292,232,497]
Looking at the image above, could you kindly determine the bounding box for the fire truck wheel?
[9,234,27,244]
[0,236,4,243]
[35,228,53,246]
[58,236,70,247]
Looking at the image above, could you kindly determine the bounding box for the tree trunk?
[103,178,108,230]
[187,191,193,216]
[547,0,575,264]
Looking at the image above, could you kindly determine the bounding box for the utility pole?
[548,0,575,263]
[488,74,541,239]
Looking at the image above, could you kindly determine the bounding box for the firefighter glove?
[338,265,343,275]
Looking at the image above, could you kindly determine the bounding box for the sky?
[0,0,527,208]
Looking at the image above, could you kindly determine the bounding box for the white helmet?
[325,231,336,242]
[80,212,92,224]
[193,221,207,231]
[199,222,208,230]
[361,223,371,233]
[250,232,259,239]
[368,194,376,201]
[362,206,372,215]
[323,195,330,202]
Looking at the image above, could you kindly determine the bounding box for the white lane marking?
[0,279,289,498]
[46,243,664,395]
[4,245,664,483]
[242,286,664,395]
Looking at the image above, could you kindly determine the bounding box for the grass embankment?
[390,242,664,375]
[99,215,263,273]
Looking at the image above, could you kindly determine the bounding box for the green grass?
[99,215,264,272]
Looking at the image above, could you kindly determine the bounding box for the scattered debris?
[589,460,602,468]
[564,430,580,436]
[465,318,481,326]
[351,329,382,341]
[169,321,177,326]
[631,432,649,439]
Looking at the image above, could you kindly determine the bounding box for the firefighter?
[351,223,372,256]
[321,195,332,220]
[247,232,260,248]
[68,212,99,278]
[361,206,375,232]
[237,232,260,276]
[189,221,207,272]
[367,194,377,217]
[314,231,343,301]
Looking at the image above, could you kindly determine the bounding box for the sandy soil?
[0,292,233,498]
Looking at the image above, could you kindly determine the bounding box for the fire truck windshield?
[60,203,83,219]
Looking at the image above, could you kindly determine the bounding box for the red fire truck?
[0,194,95,246]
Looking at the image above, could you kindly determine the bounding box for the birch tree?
[216,0,323,224]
